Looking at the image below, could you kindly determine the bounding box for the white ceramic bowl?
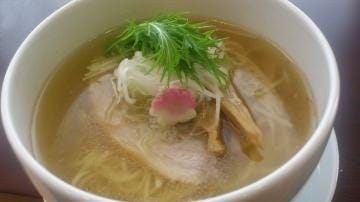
[1,0,339,201]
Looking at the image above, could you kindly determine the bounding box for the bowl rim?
[1,0,339,201]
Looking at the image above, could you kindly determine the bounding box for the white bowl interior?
[2,0,338,201]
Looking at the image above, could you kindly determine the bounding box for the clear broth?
[33,20,315,202]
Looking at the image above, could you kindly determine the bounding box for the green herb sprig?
[106,13,228,86]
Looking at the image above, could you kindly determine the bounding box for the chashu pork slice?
[82,74,218,185]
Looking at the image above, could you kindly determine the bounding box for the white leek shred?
[112,51,225,122]
[113,52,163,105]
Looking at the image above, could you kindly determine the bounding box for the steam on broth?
[33,15,314,202]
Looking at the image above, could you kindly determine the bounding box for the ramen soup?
[33,14,315,202]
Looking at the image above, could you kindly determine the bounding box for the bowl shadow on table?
[0,193,41,202]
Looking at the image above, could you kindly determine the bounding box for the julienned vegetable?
[105,13,228,87]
